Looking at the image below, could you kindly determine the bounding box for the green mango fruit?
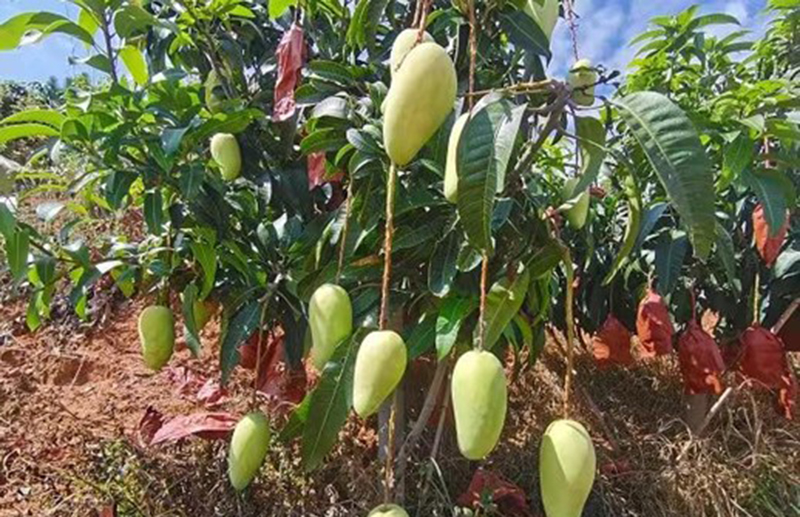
[390,28,433,77]
[138,305,175,371]
[539,419,596,517]
[353,330,407,418]
[562,178,590,229]
[568,59,597,107]
[210,133,242,181]
[368,503,409,517]
[451,350,507,459]
[383,42,457,166]
[308,283,353,370]
[522,0,560,40]
[193,298,217,331]
[444,112,469,203]
[204,69,225,113]
[228,411,271,491]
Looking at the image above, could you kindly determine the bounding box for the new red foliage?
[592,315,633,368]
[273,24,306,122]
[636,287,674,357]
[676,321,724,395]
[752,203,789,267]
[739,325,795,418]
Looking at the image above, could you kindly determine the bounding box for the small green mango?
[540,419,596,517]
[568,59,597,107]
[138,305,175,371]
[193,298,216,331]
[353,330,407,418]
[444,113,469,203]
[368,503,409,517]
[390,29,434,77]
[228,411,271,491]
[210,133,242,181]
[204,69,225,113]
[451,350,507,460]
[383,42,457,166]
[522,0,560,40]
[562,178,590,229]
[308,283,353,370]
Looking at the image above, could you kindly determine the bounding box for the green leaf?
[220,300,261,383]
[190,240,217,299]
[406,313,436,359]
[0,123,59,145]
[615,92,716,259]
[743,168,795,237]
[603,175,642,285]
[269,0,297,18]
[300,128,348,154]
[301,333,357,471]
[436,297,476,360]
[572,116,606,194]
[484,266,530,350]
[0,202,14,240]
[498,7,552,61]
[68,54,112,74]
[719,132,753,190]
[105,170,137,209]
[363,0,391,53]
[182,284,201,357]
[308,61,355,86]
[0,12,95,50]
[113,5,156,38]
[77,8,99,39]
[119,45,149,86]
[428,231,460,297]
[694,13,740,28]
[526,242,564,279]
[715,223,738,293]
[654,231,688,296]
[0,109,64,128]
[143,189,164,234]
[6,229,30,282]
[457,95,523,253]
[279,391,312,442]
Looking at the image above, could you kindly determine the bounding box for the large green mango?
[444,112,469,203]
[368,503,409,517]
[308,283,353,370]
[383,42,457,166]
[451,350,507,459]
[568,59,597,107]
[353,330,407,418]
[522,0,560,40]
[390,28,433,77]
[228,411,271,491]
[210,133,242,181]
[138,305,175,371]
[561,178,590,229]
[539,419,596,517]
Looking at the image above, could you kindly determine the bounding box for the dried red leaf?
[636,287,674,357]
[150,412,239,445]
[457,469,533,517]
[196,378,227,407]
[677,321,725,395]
[165,366,201,396]
[97,504,116,517]
[592,315,633,368]
[273,24,306,122]
[740,325,794,418]
[307,152,344,190]
[137,406,164,447]
[753,203,789,267]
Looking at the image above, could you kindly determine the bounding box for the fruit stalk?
[563,249,575,418]
[336,180,354,284]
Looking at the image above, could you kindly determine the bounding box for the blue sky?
[0,0,772,85]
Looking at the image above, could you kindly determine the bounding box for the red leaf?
[273,24,306,122]
[457,469,533,517]
[677,321,725,395]
[196,378,227,407]
[307,152,344,191]
[149,412,239,445]
[137,406,165,446]
[636,287,674,357]
[752,203,789,267]
[592,315,633,368]
[97,504,116,517]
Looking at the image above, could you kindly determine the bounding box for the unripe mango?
[522,0,560,40]
[562,178,590,229]
[210,133,242,181]
[193,298,217,331]
[205,69,224,114]
[539,419,596,517]
[308,284,353,370]
[228,411,271,491]
[451,350,507,460]
[138,305,175,371]
[353,330,407,418]
[568,59,597,107]
[390,29,433,77]
[383,42,457,166]
[444,113,469,203]
[368,504,409,517]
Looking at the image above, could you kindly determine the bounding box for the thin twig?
[478,254,489,350]
[562,249,575,418]
[335,181,354,284]
[379,164,397,331]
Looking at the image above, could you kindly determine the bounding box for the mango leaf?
[0,109,64,128]
[484,266,530,350]
[457,95,523,253]
[654,231,689,296]
[603,175,642,285]
[0,12,95,50]
[615,92,715,259]
[301,332,358,471]
[571,116,606,194]
[279,391,312,442]
[634,202,668,251]
[6,229,30,282]
[436,297,477,360]
[269,0,297,19]
[719,132,753,190]
[182,284,201,357]
[219,300,261,383]
[113,5,157,38]
[143,190,164,234]
[742,167,795,237]
[428,231,460,297]
[715,223,738,293]
[526,241,564,279]
[406,313,436,359]
[119,45,149,86]
[0,123,59,145]
[498,7,552,61]
[68,54,112,74]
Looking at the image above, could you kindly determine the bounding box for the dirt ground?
[0,282,798,517]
